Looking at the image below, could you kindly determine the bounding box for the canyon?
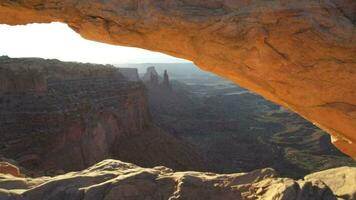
[0,0,355,199]
[0,57,354,199]
[0,0,355,157]
[0,56,203,176]
[140,65,355,178]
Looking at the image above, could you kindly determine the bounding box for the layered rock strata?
[0,57,203,176]
[2,159,355,200]
[0,0,354,157]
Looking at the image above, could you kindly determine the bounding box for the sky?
[0,22,189,64]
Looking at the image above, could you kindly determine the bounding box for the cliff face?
[1,159,355,200]
[0,57,150,174]
[0,68,47,95]
[0,0,354,157]
[118,68,140,81]
[143,69,356,178]
[0,57,204,176]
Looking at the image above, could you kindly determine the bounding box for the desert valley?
[0,57,354,199]
[0,0,355,199]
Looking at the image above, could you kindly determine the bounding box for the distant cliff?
[118,68,140,81]
[0,57,204,176]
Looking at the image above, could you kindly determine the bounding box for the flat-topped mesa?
[0,56,47,94]
[0,57,151,175]
[0,0,355,157]
[118,68,140,81]
[0,56,128,95]
[0,67,47,95]
[0,56,123,80]
[0,57,205,176]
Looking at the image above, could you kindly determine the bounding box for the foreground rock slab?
[0,162,20,178]
[305,166,356,199]
[1,159,354,200]
[0,0,355,157]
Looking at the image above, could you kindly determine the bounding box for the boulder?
[305,166,356,199]
[0,162,20,177]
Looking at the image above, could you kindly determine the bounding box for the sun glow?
[0,22,189,64]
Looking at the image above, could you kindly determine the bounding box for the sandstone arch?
[0,0,355,158]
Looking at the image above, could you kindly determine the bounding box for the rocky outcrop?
[143,67,172,91]
[0,68,47,95]
[145,73,356,178]
[0,0,354,157]
[1,159,348,200]
[305,166,356,199]
[118,68,140,81]
[0,57,204,176]
[162,70,172,91]
[0,57,147,175]
[0,162,20,177]
[142,66,160,83]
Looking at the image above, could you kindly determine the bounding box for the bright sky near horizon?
[0,22,190,64]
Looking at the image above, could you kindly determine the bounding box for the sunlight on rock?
[0,0,355,199]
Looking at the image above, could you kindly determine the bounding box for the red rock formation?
[162,70,172,91]
[2,159,354,200]
[118,68,140,81]
[0,57,48,94]
[0,57,204,176]
[0,162,20,177]
[0,0,355,157]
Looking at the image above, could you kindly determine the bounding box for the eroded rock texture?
[0,162,20,177]
[305,166,356,199]
[1,159,354,200]
[0,0,355,157]
[0,57,204,176]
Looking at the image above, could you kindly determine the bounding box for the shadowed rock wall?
[0,57,204,176]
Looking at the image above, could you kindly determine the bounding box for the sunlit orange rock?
[0,0,355,157]
[0,162,20,177]
[0,159,342,199]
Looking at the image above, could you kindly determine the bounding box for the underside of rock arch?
[0,0,355,158]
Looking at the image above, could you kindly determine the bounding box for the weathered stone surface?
[142,66,161,83]
[143,66,356,178]
[0,67,47,95]
[0,57,204,176]
[0,57,149,174]
[0,0,355,157]
[118,68,140,81]
[305,166,356,199]
[0,162,20,177]
[0,159,343,200]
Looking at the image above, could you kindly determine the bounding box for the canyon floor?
[138,63,356,179]
[0,59,355,199]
